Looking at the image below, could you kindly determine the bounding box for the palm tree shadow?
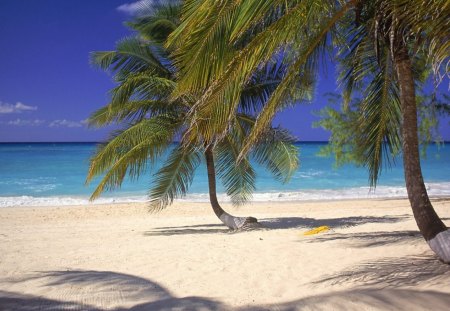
[259,215,408,230]
[243,288,450,311]
[143,215,408,236]
[313,254,450,287]
[430,197,450,203]
[144,223,231,236]
[304,230,422,248]
[0,290,102,311]
[2,266,450,310]
[0,270,224,311]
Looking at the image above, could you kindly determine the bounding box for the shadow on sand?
[304,230,422,248]
[144,223,230,236]
[430,197,450,203]
[260,215,408,230]
[243,288,450,311]
[144,215,408,236]
[314,254,450,287]
[0,270,223,311]
[1,265,450,310]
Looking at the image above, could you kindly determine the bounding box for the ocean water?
[0,142,449,207]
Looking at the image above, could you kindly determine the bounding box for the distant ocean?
[1,142,449,207]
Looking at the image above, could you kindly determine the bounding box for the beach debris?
[303,226,330,236]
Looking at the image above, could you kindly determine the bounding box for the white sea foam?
[0,195,148,208]
[183,182,450,202]
[1,182,449,207]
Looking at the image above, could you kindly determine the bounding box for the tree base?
[220,214,262,230]
[428,229,450,264]
[236,216,264,231]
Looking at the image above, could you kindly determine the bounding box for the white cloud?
[117,0,150,15]
[1,118,88,128]
[117,0,177,15]
[15,102,37,112]
[0,101,37,114]
[48,119,84,128]
[1,118,45,126]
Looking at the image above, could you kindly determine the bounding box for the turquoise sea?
[0,142,449,207]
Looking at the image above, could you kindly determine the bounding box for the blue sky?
[0,0,448,142]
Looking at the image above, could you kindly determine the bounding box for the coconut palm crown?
[86,2,299,230]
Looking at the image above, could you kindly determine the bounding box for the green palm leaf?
[237,1,355,158]
[88,100,178,126]
[86,115,181,200]
[109,72,176,105]
[149,145,203,211]
[216,137,256,206]
[358,51,402,186]
[91,37,170,76]
[252,127,299,184]
[129,3,181,44]
[384,0,450,82]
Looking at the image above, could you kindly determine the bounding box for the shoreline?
[0,195,450,210]
[2,189,450,208]
[1,197,449,218]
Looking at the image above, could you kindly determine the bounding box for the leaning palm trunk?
[204,147,259,230]
[394,44,450,263]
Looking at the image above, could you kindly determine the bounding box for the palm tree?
[86,3,299,230]
[167,0,450,261]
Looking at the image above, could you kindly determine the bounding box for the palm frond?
[174,0,320,96]
[238,58,287,114]
[216,137,256,206]
[335,6,403,186]
[90,37,170,77]
[357,49,402,186]
[167,0,238,91]
[128,3,182,44]
[168,0,298,93]
[148,145,202,211]
[251,126,299,183]
[385,0,450,84]
[240,1,361,154]
[316,45,402,187]
[109,72,176,105]
[87,99,181,127]
[86,115,181,200]
[182,0,352,149]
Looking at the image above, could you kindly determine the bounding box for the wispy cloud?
[48,119,84,128]
[1,119,46,126]
[1,118,88,128]
[0,101,37,114]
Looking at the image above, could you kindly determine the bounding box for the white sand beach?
[1,198,449,310]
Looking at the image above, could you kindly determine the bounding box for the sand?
[0,198,449,310]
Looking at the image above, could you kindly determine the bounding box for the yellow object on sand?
[303,226,330,236]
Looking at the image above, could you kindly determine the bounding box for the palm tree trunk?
[393,45,450,263]
[204,146,258,230]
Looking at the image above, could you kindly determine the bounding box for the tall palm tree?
[86,2,299,230]
[168,0,450,261]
